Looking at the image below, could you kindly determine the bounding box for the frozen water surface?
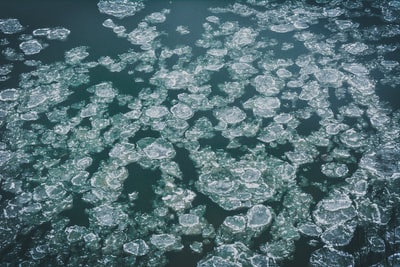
[1,0,400,266]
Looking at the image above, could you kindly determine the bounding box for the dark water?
[1,0,400,266]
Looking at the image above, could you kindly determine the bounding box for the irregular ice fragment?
[0,18,24,34]
[321,162,349,178]
[98,0,145,18]
[310,247,354,267]
[313,193,356,227]
[214,106,246,124]
[171,103,194,120]
[123,239,149,256]
[140,138,175,160]
[176,25,190,35]
[223,215,247,233]
[91,204,128,227]
[0,88,18,101]
[19,39,43,55]
[315,68,344,88]
[47,27,71,41]
[150,234,178,250]
[321,222,356,247]
[247,204,272,228]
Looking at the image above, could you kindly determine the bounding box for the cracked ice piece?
[139,138,175,160]
[19,40,43,55]
[123,239,149,256]
[98,0,145,19]
[310,247,354,267]
[0,18,24,34]
[247,204,272,228]
[214,106,246,124]
[150,234,177,250]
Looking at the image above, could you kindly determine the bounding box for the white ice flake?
[0,18,24,34]
[214,106,246,124]
[98,0,145,18]
[123,239,149,256]
[19,39,43,55]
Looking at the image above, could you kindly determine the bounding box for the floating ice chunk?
[80,103,98,118]
[229,62,258,78]
[339,129,364,148]
[339,104,364,118]
[285,151,314,165]
[153,70,193,90]
[19,39,43,55]
[276,68,292,78]
[179,213,200,227]
[231,27,257,47]
[20,111,39,121]
[321,163,349,178]
[310,247,354,267]
[335,20,358,30]
[257,123,285,143]
[274,113,293,124]
[179,214,202,235]
[98,0,145,18]
[253,75,281,96]
[190,241,203,253]
[315,68,344,87]
[270,24,295,33]
[91,204,127,227]
[231,3,254,17]
[176,25,190,35]
[65,46,89,65]
[199,256,240,267]
[128,25,159,48]
[71,171,89,187]
[321,222,356,247]
[139,138,175,160]
[45,183,66,200]
[0,150,12,166]
[313,193,356,227]
[145,10,168,24]
[214,106,246,124]
[360,142,400,179]
[171,103,194,120]
[150,234,178,250]
[93,82,116,99]
[244,96,280,118]
[123,239,149,256]
[207,48,228,57]
[235,167,261,182]
[323,7,344,17]
[368,236,385,253]
[0,64,13,76]
[32,28,50,37]
[298,222,323,237]
[347,75,375,95]
[247,204,272,228]
[223,215,247,233]
[30,245,48,260]
[144,105,169,119]
[47,27,70,41]
[65,225,86,243]
[0,88,18,101]
[342,63,369,76]
[162,187,196,211]
[342,42,369,55]
[0,18,24,34]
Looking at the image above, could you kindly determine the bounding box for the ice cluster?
[1,0,400,266]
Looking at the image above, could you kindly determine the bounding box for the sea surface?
[1,0,400,266]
